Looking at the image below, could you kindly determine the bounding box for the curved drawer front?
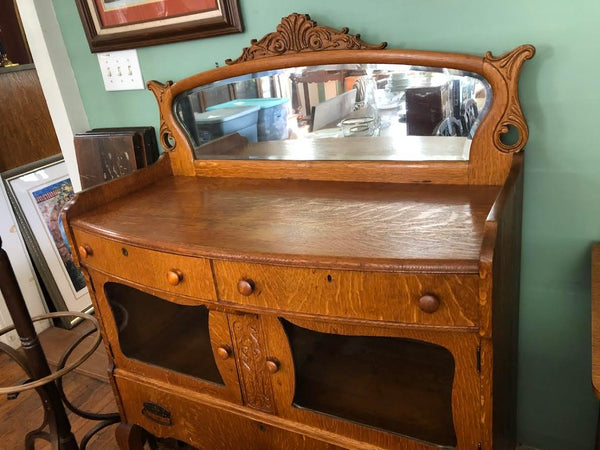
[73,229,216,300]
[115,374,347,449]
[213,261,479,327]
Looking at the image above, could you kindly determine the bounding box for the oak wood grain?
[116,368,452,450]
[209,310,243,404]
[194,159,470,185]
[116,374,347,449]
[73,229,216,300]
[61,153,172,270]
[272,317,482,448]
[89,270,242,406]
[214,261,480,327]
[71,176,499,273]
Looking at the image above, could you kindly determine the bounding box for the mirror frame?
[149,13,534,185]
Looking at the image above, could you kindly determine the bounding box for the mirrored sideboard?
[64,13,534,449]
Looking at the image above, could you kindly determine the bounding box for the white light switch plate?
[97,49,144,91]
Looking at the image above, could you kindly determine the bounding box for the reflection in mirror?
[174,64,491,161]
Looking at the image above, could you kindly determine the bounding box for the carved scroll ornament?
[147,80,176,152]
[226,13,387,65]
[484,45,535,153]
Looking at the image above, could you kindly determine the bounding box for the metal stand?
[0,237,119,449]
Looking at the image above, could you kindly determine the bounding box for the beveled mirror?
[149,13,533,184]
[173,64,490,162]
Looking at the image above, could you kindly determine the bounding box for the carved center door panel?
[227,313,278,413]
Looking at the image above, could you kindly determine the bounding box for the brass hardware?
[141,401,172,426]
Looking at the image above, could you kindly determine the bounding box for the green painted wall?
[52,1,600,448]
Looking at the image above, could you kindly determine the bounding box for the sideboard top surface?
[71,176,500,273]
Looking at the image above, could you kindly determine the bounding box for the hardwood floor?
[0,324,195,449]
[0,323,120,449]
[0,350,119,449]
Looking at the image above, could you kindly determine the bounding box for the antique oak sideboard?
[63,14,534,449]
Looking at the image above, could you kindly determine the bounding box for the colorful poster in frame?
[2,155,91,327]
[75,0,243,52]
[0,180,50,347]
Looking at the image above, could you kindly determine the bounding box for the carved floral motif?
[231,316,275,413]
[226,13,387,65]
[484,45,535,153]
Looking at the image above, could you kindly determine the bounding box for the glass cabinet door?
[103,282,223,384]
[279,318,458,447]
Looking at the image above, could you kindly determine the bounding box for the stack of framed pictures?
[0,177,49,346]
[1,155,91,328]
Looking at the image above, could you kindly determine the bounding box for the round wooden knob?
[166,269,183,286]
[237,279,255,296]
[266,359,280,374]
[418,294,440,313]
[78,244,93,258]
[217,346,231,360]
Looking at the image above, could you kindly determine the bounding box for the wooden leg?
[115,423,145,450]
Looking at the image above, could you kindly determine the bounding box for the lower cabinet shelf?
[281,319,457,446]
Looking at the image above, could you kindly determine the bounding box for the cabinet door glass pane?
[104,282,223,384]
[281,319,456,446]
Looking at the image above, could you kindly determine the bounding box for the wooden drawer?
[115,374,344,449]
[213,261,480,327]
[73,229,216,300]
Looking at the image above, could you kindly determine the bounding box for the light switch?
[97,49,144,91]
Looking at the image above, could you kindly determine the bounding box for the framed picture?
[75,0,243,53]
[2,155,92,328]
[0,179,50,347]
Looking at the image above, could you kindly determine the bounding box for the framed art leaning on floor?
[0,179,49,347]
[2,155,91,327]
[75,0,243,52]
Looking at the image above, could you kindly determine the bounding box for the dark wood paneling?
[0,66,60,172]
[0,0,32,65]
[478,154,524,448]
